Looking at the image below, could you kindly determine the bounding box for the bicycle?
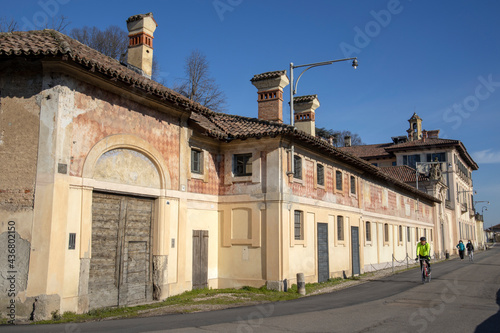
[417,255,431,283]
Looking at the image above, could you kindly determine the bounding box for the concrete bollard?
[297,273,306,295]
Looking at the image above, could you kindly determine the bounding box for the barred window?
[317,164,324,186]
[350,175,356,194]
[294,155,302,179]
[366,221,371,242]
[337,216,344,241]
[336,170,343,191]
[384,223,389,242]
[294,210,303,240]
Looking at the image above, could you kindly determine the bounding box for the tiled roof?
[294,95,318,103]
[386,138,478,170]
[379,166,428,183]
[250,70,287,82]
[339,143,394,159]
[0,29,209,115]
[0,30,440,204]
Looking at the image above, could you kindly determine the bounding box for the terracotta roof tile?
[294,95,317,103]
[339,143,394,159]
[1,30,440,204]
[379,166,428,183]
[0,29,210,115]
[250,70,287,82]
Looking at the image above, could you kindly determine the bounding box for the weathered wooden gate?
[317,223,330,283]
[88,192,153,309]
[192,230,208,289]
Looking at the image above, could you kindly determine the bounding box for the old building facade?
[341,113,479,255]
[1,15,443,320]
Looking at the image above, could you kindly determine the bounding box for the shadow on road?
[474,288,500,332]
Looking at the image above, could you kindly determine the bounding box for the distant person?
[456,240,465,260]
[466,240,474,261]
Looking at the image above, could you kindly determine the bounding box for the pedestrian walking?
[466,240,474,262]
[457,240,465,260]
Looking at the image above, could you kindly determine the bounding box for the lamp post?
[288,57,358,175]
[481,206,488,216]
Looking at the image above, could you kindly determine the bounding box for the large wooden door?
[317,223,329,283]
[192,230,208,289]
[89,192,153,309]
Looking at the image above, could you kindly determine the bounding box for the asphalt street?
[4,245,500,333]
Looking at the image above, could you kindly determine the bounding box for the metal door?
[192,230,209,289]
[351,226,360,276]
[89,192,153,309]
[317,223,329,283]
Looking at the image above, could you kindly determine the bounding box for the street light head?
[352,59,358,69]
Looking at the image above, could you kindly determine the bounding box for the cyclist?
[416,237,431,273]
[466,240,474,261]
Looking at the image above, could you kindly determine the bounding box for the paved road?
[4,246,500,332]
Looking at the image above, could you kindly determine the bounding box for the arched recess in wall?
[82,134,171,190]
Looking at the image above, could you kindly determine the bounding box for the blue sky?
[4,0,499,227]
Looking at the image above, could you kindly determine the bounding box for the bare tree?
[172,49,227,112]
[316,128,364,147]
[0,17,18,32]
[70,25,128,62]
[0,15,70,33]
[45,15,70,33]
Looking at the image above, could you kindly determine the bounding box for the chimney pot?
[344,135,352,147]
[126,13,158,78]
[251,70,289,123]
[293,95,320,136]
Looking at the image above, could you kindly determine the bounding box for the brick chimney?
[344,135,352,147]
[293,95,319,136]
[126,13,158,78]
[251,70,289,123]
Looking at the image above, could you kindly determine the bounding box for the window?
[293,155,302,179]
[407,226,411,242]
[426,152,446,162]
[384,223,389,242]
[430,229,433,242]
[234,153,252,176]
[317,164,324,186]
[337,216,344,241]
[294,210,303,240]
[372,163,378,167]
[399,225,402,242]
[424,228,427,239]
[392,161,397,166]
[350,175,356,195]
[336,170,343,191]
[366,221,371,242]
[415,227,419,240]
[191,149,203,174]
[402,154,421,169]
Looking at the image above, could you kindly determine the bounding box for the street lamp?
[289,57,358,127]
[457,189,477,203]
[288,57,358,175]
[481,206,488,216]
[474,200,490,206]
